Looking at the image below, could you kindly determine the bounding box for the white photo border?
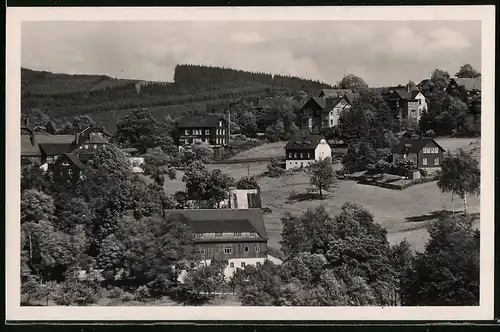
[5,5,495,321]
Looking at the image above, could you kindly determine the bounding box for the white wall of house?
[285,159,314,170]
[177,257,270,282]
[229,189,258,209]
[413,92,427,121]
[327,100,350,127]
[315,139,332,161]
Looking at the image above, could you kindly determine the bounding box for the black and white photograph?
[5,6,495,321]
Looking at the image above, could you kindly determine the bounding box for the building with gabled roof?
[285,134,331,170]
[177,114,228,148]
[391,137,445,170]
[163,208,269,278]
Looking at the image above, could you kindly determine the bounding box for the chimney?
[30,130,36,146]
[74,132,79,145]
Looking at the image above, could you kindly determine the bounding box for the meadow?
[160,137,481,254]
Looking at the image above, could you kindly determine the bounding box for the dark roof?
[21,134,77,156]
[391,138,445,154]
[391,90,416,100]
[163,208,268,239]
[63,153,87,169]
[301,97,326,110]
[39,143,77,156]
[344,91,360,104]
[410,90,423,98]
[448,77,481,91]
[178,114,225,128]
[285,135,328,151]
[81,135,108,144]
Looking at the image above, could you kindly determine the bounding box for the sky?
[21,20,481,87]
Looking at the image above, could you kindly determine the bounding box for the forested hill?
[21,65,333,130]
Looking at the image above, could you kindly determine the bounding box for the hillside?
[21,65,333,131]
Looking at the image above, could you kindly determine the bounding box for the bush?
[261,207,272,214]
[108,287,124,299]
[419,168,428,177]
[134,285,151,301]
[266,158,285,178]
[53,281,100,306]
[148,275,174,298]
[120,291,135,302]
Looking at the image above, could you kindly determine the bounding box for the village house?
[391,137,445,170]
[300,90,359,133]
[445,77,481,100]
[163,208,269,279]
[285,135,331,170]
[384,89,425,122]
[219,188,262,210]
[177,114,229,149]
[21,123,109,182]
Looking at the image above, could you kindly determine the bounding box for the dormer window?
[219,121,223,127]
[62,162,70,167]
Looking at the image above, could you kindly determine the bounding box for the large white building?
[164,208,270,280]
[285,135,332,170]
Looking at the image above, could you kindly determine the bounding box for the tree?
[430,69,451,91]
[191,141,214,163]
[115,108,159,153]
[182,258,228,303]
[21,164,52,193]
[72,115,96,132]
[455,64,481,78]
[266,158,285,178]
[45,120,57,134]
[309,158,336,199]
[438,150,480,214]
[235,176,259,190]
[21,189,56,224]
[358,140,377,169]
[338,74,368,93]
[401,214,479,306]
[374,159,392,176]
[205,169,235,208]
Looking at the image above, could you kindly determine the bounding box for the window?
[434,158,440,165]
[84,145,89,149]
[205,129,210,135]
[422,158,428,166]
[432,147,439,154]
[219,121,223,127]
[256,262,261,267]
[222,129,225,135]
[255,246,261,252]
[249,232,255,237]
[62,162,70,166]
[197,247,205,255]
[419,99,422,105]
[308,152,312,159]
[93,144,97,149]
[224,247,232,255]
[299,152,303,158]
[234,232,242,238]
[230,262,234,268]
[214,247,219,253]
[185,130,189,135]
[194,233,203,239]
[244,246,249,252]
[215,232,223,238]
[241,262,246,268]
[247,193,258,208]
[288,153,292,159]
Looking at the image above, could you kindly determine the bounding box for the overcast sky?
[21,20,481,87]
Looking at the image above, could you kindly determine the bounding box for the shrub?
[134,285,151,301]
[120,291,135,302]
[266,158,285,178]
[53,281,100,306]
[261,207,272,214]
[419,168,428,177]
[147,275,174,298]
[108,287,124,299]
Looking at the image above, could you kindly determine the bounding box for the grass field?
[158,136,481,254]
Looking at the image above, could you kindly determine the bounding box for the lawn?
[257,171,480,253]
[156,136,481,254]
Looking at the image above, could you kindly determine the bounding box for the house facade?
[163,208,269,279]
[300,91,358,133]
[177,114,229,148]
[385,90,420,122]
[21,125,109,182]
[445,77,481,100]
[391,138,445,170]
[285,135,332,170]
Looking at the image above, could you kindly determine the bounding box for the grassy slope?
[160,137,481,254]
